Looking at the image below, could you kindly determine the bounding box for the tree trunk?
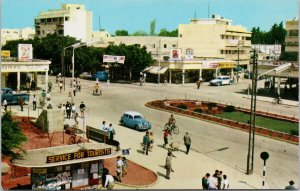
[129,69,132,81]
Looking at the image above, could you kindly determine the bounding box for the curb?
[145,101,298,145]
[242,96,299,107]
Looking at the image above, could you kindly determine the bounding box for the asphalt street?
[18,76,299,189]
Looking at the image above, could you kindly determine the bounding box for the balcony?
[224,54,250,60]
[225,40,251,47]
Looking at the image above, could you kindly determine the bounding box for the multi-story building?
[285,17,298,55]
[34,4,92,42]
[1,28,35,46]
[178,15,252,66]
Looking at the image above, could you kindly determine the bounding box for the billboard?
[103,55,125,64]
[18,44,33,61]
[170,49,181,61]
[1,50,10,58]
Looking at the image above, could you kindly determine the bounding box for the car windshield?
[217,77,222,80]
[134,115,143,119]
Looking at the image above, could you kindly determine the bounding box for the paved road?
[29,77,299,189]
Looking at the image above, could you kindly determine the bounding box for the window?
[59,17,63,22]
[164,44,167,48]
[221,50,224,54]
[47,18,51,23]
[134,115,142,119]
[65,17,69,21]
[246,37,251,40]
[180,34,182,37]
[129,115,133,119]
[58,30,64,35]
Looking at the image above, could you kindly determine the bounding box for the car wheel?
[217,82,221,86]
[120,120,125,126]
[135,125,139,131]
[229,82,232,85]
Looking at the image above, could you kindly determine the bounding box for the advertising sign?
[18,44,33,61]
[170,49,181,61]
[103,55,125,64]
[1,50,10,58]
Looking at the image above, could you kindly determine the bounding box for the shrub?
[177,104,187,110]
[194,108,203,113]
[290,129,299,136]
[223,105,235,112]
[208,102,217,109]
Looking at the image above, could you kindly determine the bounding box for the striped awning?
[143,66,168,74]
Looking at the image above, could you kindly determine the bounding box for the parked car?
[92,71,108,81]
[79,72,92,79]
[209,76,233,86]
[1,88,30,104]
[120,111,151,131]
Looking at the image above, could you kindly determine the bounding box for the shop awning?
[144,66,168,74]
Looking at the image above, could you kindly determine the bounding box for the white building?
[34,4,93,42]
[1,28,35,46]
[252,44,281,60]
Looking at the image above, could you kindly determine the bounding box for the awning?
[143,66,168,74]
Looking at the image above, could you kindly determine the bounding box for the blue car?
[120,111,152,131]
[92,71,108,81]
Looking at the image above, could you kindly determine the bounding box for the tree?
[251,22,286,45]
[1,111,27,158]
[132,30,148,36]
[115,30,129,36]
[158,28,178,37]
[150,19,156,35]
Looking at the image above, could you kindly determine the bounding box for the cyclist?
[276,96,282,104]
[167,114,176,127]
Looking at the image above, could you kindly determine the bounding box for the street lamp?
[64,41,99,103]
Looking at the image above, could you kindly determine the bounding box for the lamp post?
[64,41,99,104]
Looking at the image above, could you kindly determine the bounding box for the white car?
[209,76,233,86]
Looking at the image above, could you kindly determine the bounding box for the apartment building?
[1,28,35,46]
[34,4,92,42]
[285,17,298,54]
[178,15,252,65]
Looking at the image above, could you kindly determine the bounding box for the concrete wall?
[35,109,64,133]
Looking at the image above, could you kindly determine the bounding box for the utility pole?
[247,49,258,175]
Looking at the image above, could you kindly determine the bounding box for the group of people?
[100,121,116,142]
[115,156,128,182]
[202,170,229,190]
[70,78,81,96]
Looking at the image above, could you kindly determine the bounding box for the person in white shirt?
[116,156,123,182]
[71,104,76,118]
[208,174,218,189]
[222,174,229,189]
[2,99,7,111]
[104,173,114,190]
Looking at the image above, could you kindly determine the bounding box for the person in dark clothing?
[202,173,210,189]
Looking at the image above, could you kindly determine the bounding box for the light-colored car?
[120,111,151,131]
[79,72,92,79]
[209,76,233,86]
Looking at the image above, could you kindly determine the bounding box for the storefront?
[13,143,121,190]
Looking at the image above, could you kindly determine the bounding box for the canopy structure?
[143,66,168,74]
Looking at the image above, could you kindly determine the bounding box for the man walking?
[2,99,7,111]
[143,132,150,155]
[104,171,115,190]
[32,94,37,111]
[18,96,24,111]
[165,152,172,179]
[116,156,123,182]
[163,129,171,148]
[202,173,210,189]
[184,132,191,154]
[79,101,86,117]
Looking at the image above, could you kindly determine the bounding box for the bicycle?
[164,123,179,135]
[272,97,283,104]
[66,124,84,144]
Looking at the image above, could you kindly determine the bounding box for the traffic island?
[146,99,299,144]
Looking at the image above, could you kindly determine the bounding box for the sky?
[2,0,298,34]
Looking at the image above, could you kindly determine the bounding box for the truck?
[1,88,30,104]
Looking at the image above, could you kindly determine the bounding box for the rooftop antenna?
[208,2,210,18]
[99,16,101,31]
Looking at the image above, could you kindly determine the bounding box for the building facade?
[34,4,92,42]
[178,15,252,66]
[1,28,35,46]
[285,17,299,54]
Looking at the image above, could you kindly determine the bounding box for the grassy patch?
[215,112,298,134]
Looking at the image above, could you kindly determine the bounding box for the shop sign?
[1,64,49,72]
[218,63,236,68]
[46,148,112,163]
[18,44,33,61]
[33,168,47,174]
[1,50,10,58]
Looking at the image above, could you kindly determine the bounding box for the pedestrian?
[2,99,8,111]
[208,172,218,190]
[46,98,53,109]
[222,174,229,190]
[58,102,62,109]
[164,77,168,86]
[285,180,296,190]
[196,79,201,89]
[59,80,63,93]
[79,101,86,117]
[122,157,128,176]
[73,86,76,96]
[71,103,76,118]
[46,91,51,100]
[165,152,172,179]
[104,171,114,190]
[217,171,223,189]
[77,80,81,92]
[183,132,191,154]
[149,132,154,151]
[74,112,79,126]
[18,96,24,111]
[48,80,53,92]
[116,156,123,182]
[62,104,66,116]
[143,131,150,155]
[202,173,210,189]
[108,123,115,141]
[163,129,171,148]
[66,102,71,119]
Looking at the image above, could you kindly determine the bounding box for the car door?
[127,115,134,128]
